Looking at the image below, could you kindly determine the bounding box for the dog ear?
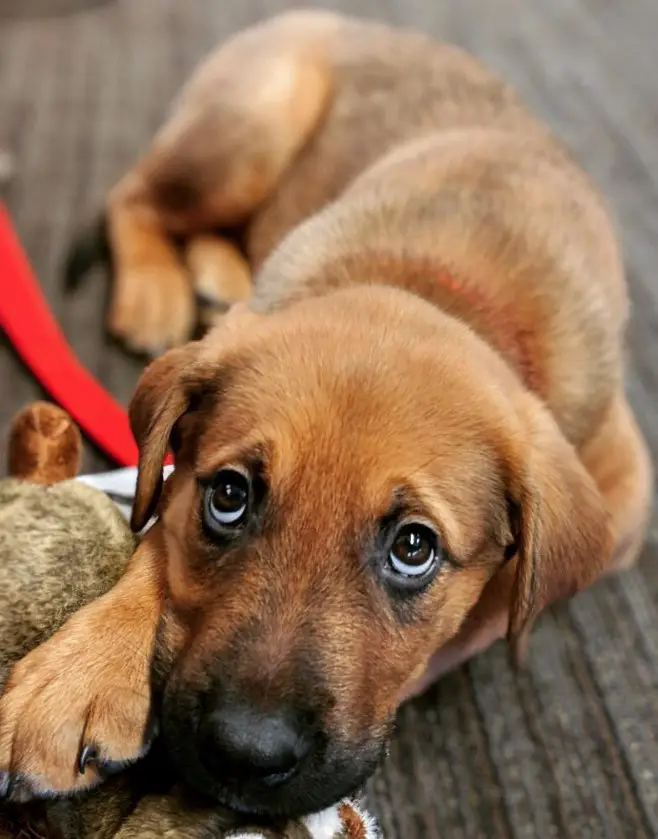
[505,398,613,663]
[129,303,262,532]
[128,342,205,532]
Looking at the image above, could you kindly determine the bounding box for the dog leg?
[579,393,654,572]
[0,533,163,801]
[105,190,194,355]
[186,235,252,328]
[105,11,335,353]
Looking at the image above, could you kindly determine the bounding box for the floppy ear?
[128,303,263,532]
[505,398,613,663]
[128,342,203,532]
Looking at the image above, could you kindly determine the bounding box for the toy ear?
[8,401,82,484]
[505,397,613,662]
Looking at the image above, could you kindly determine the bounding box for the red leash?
[0,203,140,466]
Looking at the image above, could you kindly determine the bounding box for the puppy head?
[129,287,611,817]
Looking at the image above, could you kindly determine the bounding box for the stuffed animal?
[0,402,380,839]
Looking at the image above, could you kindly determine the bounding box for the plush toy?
[0,402,380,839]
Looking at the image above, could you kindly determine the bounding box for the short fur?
[1,9,653,822]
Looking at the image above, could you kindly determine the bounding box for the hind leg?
[105,197,193,354]
[106,11,336,354]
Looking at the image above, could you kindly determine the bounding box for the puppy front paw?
[0,608,154,802]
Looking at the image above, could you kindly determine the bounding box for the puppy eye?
[204,469,250,531]
[388,522,440,579]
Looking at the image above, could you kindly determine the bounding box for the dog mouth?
[177,748,383,819]
[159,689,388,818]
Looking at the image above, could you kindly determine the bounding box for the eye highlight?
[203,469,251,534]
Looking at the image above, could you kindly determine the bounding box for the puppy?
[1,8,653,824]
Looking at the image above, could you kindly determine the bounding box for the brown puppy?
[0,8,653,822]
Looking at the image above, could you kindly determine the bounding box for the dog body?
[1,9,653,823]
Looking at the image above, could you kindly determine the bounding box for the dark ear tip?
[130,497,153,533]
[130,508,147,534]
[131,472,164,533]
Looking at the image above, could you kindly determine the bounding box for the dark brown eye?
[389,523,439,577]
[205,469,250,529]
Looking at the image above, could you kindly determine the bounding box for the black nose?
[200,703,313,786]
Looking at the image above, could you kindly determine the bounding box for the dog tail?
[63,212,112,292]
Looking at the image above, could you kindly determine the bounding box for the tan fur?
[0,8,652,820]
[186,235,253,312]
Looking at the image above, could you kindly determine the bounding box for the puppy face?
[130,287,611,817]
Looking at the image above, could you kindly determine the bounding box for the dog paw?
[186,235,252,313]
[108,264,195,355]
[0,606,154,802]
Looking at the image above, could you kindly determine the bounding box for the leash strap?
[0,202,155,467]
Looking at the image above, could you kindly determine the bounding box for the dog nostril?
[201,703,312,785]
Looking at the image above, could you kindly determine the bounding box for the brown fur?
[0,8,653,821]
[8,403,82,485]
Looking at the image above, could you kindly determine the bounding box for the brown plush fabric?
[0,2,656,837]
[8,402,82,483]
